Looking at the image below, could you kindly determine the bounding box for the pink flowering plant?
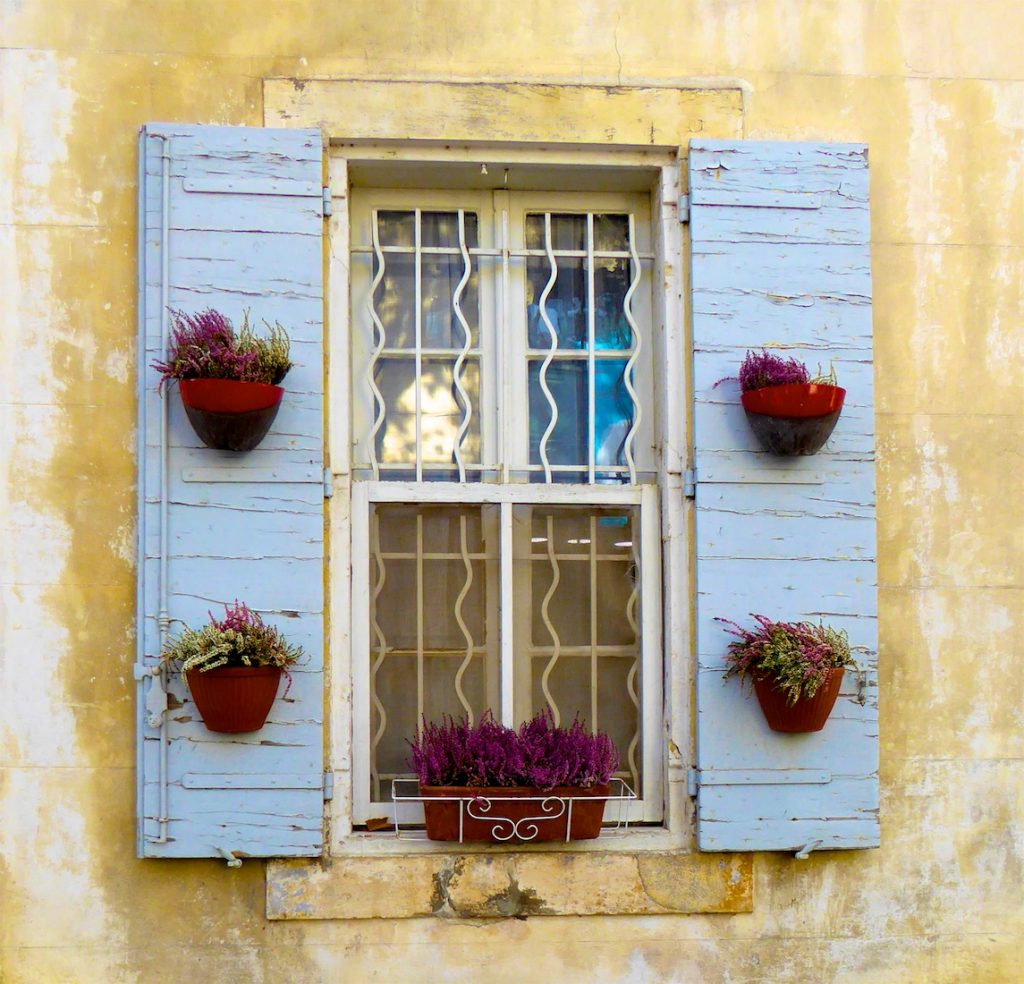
[717,614,855,706]
[409,710,619,790]
[152,308,292,387]
[716,349,838,393]
[160,601,303,677]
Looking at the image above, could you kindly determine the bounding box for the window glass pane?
[377,210,414,247]
[373,253,416,349]
[528,359,587,477]
[527,256,586,349]
[372,212,480,350]
[594,214,629,252]
[594,358,633,475]
[373,357,481,472]
[369,504,500,802]
[421,211,479,249]
[422,255,479,349]
[513,505,642,794]
[594,257,633,351]
[527,358,634,478]
[526,213,586,251]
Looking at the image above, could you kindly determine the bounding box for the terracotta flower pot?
[753,668,845,733]
[419,785,611,842]
[741,383,846,456]
[185,665,283,733]
[178,378,284,452]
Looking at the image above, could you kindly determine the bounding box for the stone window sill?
[266,850,752,920]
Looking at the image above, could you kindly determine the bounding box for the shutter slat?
[690,140,879,853]
[137,123,325,859]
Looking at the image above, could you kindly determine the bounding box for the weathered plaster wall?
[1,2,1022,981]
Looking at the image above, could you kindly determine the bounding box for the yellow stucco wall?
[2,2,1022,981]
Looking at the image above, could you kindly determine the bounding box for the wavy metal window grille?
[361,208,645,485]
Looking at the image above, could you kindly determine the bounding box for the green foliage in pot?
[717,614,856,706]
[160,601,303,675]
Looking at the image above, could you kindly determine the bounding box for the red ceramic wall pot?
[178,379,284,452]
[186,665,283,733]
[753,668,845,733]
[741,383,846,455]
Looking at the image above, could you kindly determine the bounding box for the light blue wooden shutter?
[136,124,325,859]
[690,141,879,852]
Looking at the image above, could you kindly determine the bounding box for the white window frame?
[327,145,690,853]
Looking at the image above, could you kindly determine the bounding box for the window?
[347,180,666,828]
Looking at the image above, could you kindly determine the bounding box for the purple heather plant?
[151,308,293,387]
[717,614,856,706]
[738,349,810,392]
[408,710,619,789]
[714,349,838,392]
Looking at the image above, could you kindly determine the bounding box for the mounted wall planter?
[754,667,845,733]
[179,378,284,452]
[152,308,294,453]
[718,614,856,737]
[160,602,302,736]
[186,665,283,733]
[741,382,846,456]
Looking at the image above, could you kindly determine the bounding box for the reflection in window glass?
[374,358,481,470]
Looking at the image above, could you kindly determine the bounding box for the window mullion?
[499,500,515,726]
[586,212,596,484]
[416,512,424,722]
[589,513,598,730]
[414,208,423,482]
[639,483,663,820]
[496,195,512,483]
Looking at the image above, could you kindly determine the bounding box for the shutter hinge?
[678,193,690,223]
[683,467,696,498]
[323,468,333,498]
[322,186,332,218]
[686,768,699,798]
[323,771,335,802]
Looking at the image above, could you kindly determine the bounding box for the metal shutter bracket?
[133,664,169,728]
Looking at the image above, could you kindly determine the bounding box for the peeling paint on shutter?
[136,124,325,859]
[690,141,879,852]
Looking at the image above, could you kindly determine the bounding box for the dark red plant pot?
[753,668,845,733]
[178,379,284,452]
[419,785,610,842]
[185,665,283,733]
[741,383,846,456]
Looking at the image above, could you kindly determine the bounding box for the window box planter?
[407,711,622,841]
[741,382,846,456]
[418,784,612,842]
[179,378,284,452]
[186,665,283,733]
[753,667,845,733]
